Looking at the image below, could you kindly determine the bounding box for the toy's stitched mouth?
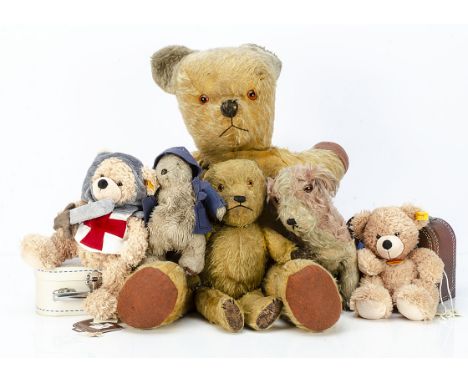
[219,118,249,137]
[228,204,253,212]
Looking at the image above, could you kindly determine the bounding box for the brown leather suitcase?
[418,217,456,301]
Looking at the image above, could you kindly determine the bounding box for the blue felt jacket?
[143,147,226,235]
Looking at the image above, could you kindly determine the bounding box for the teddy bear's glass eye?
[376,234,382,240]
[247,180,254,186]
[117,181,123,187]
[395,232,400,237]
[247,89,257,100]
[199,94,209,104]
[161,169,168,175]
[303,185,313,193]
[217,184,225,192]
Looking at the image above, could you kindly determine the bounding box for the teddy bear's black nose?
[287,218,297,226]
[221,99,238,118]
[382,240,393,250]
[98,179,108,190]
[233,195,246,203]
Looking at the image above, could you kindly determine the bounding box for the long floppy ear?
[348,210,371,240]
[151,45,195,94]
[142,167,159,196]
[242,44,282,80]
[400,204,430,230]
[312,167,339,197]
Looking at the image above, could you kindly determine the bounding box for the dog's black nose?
[382,240,393,250]
[287,218,297,226]
[221,99,238,118]
[98,179,108,190]
[233,195,246,203]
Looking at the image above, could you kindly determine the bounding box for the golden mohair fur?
[195,159,295,332]
[150,44,348,180]
[349,205,445,321]
[21,156,154,321]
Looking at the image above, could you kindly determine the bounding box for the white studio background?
[0,24,467,257]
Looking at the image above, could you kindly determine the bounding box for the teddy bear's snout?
[233,195,246,203]
[376,235,404,259]
[98,178,108,189]
[220,99,238,118]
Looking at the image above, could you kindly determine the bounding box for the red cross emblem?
[80,213,127,251]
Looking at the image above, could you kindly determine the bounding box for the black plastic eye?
[117,181,123,187]
[247,180,254,186]
[303,185,313,193]
[161,169,168,175]
[395,232,400,237]
[217,184,225,192]
[199,94,209,104]
[376,234,382,240]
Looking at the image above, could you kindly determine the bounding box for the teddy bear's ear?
[348,210,371,240]
[151,45,195,94]
[242,44,282,80]
[400,204,430,230]
[141,166,159,196]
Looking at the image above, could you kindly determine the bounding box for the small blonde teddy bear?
[21,152,155,321]
[348,205,445,321]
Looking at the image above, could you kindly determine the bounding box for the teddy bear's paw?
[117,266,179,329]
[396,299,426,321]
[222,299,244,332]
[84,289,118,321]
[256,299,282,330]
[20,234,56,269]
[355,300,388,320]
[286,263,342,332]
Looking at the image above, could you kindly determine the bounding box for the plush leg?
[21,229,76,269]
[264,259,342,332]
[349,277,393,320]
[238,289,282,330]
[117,261,191,329]
[338,243,360,308]
[194,287,244,332]
[394,281,439,321]
[179,234,206,275]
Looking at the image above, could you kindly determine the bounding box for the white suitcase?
[35,259,101,316]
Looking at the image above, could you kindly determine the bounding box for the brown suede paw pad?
[117,267,178,329]
[222,300,244,332]
[286,264,342,332]
[256,299,283,330]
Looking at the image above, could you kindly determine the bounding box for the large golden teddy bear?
[117,44,349,331]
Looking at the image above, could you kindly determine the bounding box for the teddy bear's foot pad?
[222,300,244,332]
[355,300,388,320]
[117,267,178,329]
[256,299,282,330]
[286,264,342,332]
[397,300,426,321]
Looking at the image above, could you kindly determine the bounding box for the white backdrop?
[0,25,467,256]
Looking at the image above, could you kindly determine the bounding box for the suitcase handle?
[53,288,89,301]
[52,270,102,301]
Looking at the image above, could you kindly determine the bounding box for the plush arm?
[263,227,297,264]
[201,180,226,221]
[410,247,444,284]
[120,217,148,268]
[357,248,385,276]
